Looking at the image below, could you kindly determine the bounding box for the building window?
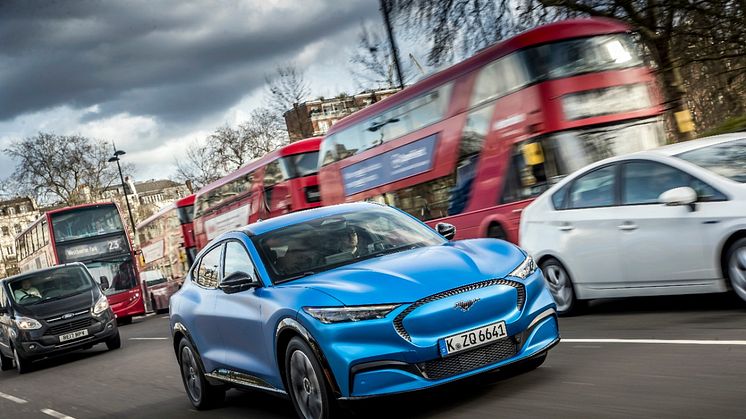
[0,226,7,236]
[13,224,21,234]
[19,205,27,213]
[8,207,15,216]
[318,120,330,132]
[5,246,13,255]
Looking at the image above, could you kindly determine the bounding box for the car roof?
[648,133,746,157]
[240,202,387,237]
[1,263,87,284]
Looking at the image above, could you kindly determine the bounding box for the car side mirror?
[658,186,697,211]
[436,222,456,240]
[99,276,110,291]
[219,272,259,294]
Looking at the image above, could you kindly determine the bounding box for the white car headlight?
[15,316,42,330]
[92,294,110,316]
[508,255,537,280]
[303,304,401,324]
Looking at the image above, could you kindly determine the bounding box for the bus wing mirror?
[436,223,456,240]
[99,276,110,291]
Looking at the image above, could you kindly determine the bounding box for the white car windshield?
[676,138,746,183]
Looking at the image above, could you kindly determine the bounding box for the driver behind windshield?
[14,279,41,301]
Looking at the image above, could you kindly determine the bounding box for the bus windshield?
[51,206,124,243]
[524,34,643,81]
[85,257,138,296]
[283,151,319,178]
[8,265,93,306]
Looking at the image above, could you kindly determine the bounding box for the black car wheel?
[178,339,225,410]
[285,337,335,419]
[13,347,32,374]
[0,350,14,371]
[106,331,122,350]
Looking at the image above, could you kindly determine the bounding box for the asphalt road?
[1,293,745,419]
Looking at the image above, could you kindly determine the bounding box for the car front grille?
[45,317,94,336]
[419,337,517,380]
[393,279,525,342]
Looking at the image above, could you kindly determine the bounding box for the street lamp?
[107,145,138,240]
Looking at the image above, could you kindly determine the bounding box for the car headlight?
[14,316,42,330]
[508,255,537,280]
[303,304,401,324]
[92,294,110,316]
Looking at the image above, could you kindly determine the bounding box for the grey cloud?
[0,0,380,122]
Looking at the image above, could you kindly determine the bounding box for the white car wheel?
[727,239,746,303]
[541,259,580,315]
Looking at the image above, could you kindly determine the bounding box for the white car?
[520,133,746,314]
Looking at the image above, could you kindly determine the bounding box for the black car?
[0,263,121,373]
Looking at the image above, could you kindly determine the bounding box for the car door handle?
[618,222,638,231]
[512,208,523,214]
[558,223,574,231]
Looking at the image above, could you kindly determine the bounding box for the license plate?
[59,329,89,343]
[439,320,507,356]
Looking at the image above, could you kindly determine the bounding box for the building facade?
[284,88,400,141]
[0,197,40,278]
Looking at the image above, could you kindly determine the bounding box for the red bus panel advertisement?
[319,18,665,243]
[193,137,322,250]
[17,202,145,323]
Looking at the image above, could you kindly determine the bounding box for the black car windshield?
[676,138,746,183]
[253,207,445,282]
[7,265,93,306]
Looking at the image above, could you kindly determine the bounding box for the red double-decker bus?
[193,136,322,250]
[319,18,666,242]
[16,202,145,324]
[135,194,195,313]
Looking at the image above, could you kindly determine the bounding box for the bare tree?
[4,133,121,205]
[350,23,415,89]
[174,107,289,189]
[265,63,311,116]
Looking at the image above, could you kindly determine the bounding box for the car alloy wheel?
[181,345,202,403]
[541,260,577,315]
[286,337,333,419]
[727,239,746,303]
[13,347,31,374]
[177,339,225,410]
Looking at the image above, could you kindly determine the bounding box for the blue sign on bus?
[341,134,438,196]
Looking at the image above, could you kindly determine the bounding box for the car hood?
[13,289,96,319]
[288,239,526,306]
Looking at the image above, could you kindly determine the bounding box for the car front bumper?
[15,317,118,359]
[301,269,560,398]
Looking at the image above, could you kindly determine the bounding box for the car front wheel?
[286,337,335,419]
[106,331,122,350]
[540,258,584,316]
[727,238,746,303]
[13,347,32,374]
[178,339,225,410]
[0,349,14,371]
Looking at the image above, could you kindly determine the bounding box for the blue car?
[169,203,559,418]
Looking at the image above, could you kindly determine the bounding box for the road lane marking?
[562,381,596,386]
[129,337,168,340]
[0,392,27,404]
[41,409,76,419]
[563,339,746,345]
[160,315,170,319]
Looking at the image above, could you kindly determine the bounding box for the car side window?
[622,161,727,205]
[568,165,617,209]
[196,245,223,289]
[223,241,256,281]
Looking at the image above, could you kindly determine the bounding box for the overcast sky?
[0,0,403,182]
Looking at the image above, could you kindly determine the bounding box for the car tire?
[13,347,32,374]
[0,350,14,371]
[540,258,584,316]
[106,331,122,350]
[178,338,225,410]
[285,337,336,419]
[726,238,746,303]
[487,224,507,241]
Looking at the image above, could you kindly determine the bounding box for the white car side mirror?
[658,187,697,211]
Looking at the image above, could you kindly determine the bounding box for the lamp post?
[107,145,137,241]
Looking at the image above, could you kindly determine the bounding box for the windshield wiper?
[284,271,317,281]
[372,243,422,258]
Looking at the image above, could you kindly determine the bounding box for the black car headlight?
[303,304,401,324]
[508,255,537,280]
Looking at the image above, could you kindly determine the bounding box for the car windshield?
[253,207,445,282]
[7,266,93,306]
[675,138,746,183]
[84,258,138,296]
